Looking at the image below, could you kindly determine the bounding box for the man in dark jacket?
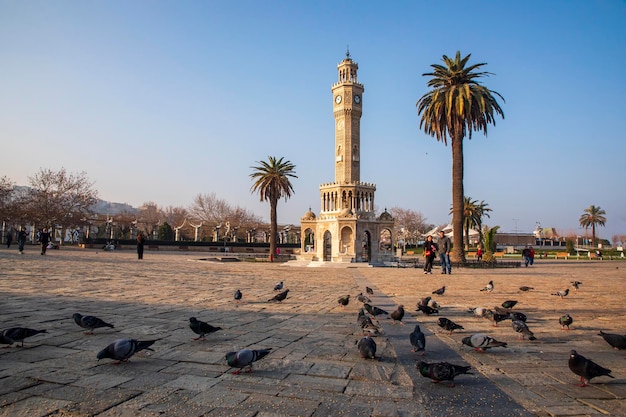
[40,228,51,255]
[437,230,452,274]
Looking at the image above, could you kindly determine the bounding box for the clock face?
[354,95,361,104]
[335,95,342,104]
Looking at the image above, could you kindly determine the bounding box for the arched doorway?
[340,226,353,254]
[323,230,332,261]
[303,228,315,253]
[379,228,392,254]
[361,231,371,262]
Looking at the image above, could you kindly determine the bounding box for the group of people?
[5,228,30,254]
[423,230,453,274]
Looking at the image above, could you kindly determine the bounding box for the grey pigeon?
[462,333,507,352]
[357,308,382,336]
[1,327,47,347]
[511,312,528,322]
[480,280,494,292]
[365,286,374,295]
[357,292,371,303]
[73,313,114,334]
[234,289,242,302]
[432,285,446,296]
[512,319,536,340]
[225,348,272,374]
[469,307,489,319]
[268,289,289,302]
[357,336,377,359]
[273,281,283,291]
[519,286,534,292]
[338,295,350,307]
[598,331,626,350]
[416,361,472,387]
[437,317,464,334]
[363,303,388,317]
[389,305,405,325]
[494,306,513,315]
[559,314,573,330]
[409,325,426,355]
[189,317,222,341]
[97,338,155,363]
[568,349,613,387]
[416,304,439,315]
[551,288,569,298]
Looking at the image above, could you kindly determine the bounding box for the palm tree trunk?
[269,198,278,262]
[592,223,596,247]
[451,132,466,263]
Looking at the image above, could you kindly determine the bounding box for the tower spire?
[346,45,350,59]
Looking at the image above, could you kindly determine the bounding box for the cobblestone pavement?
[0,247,624,417]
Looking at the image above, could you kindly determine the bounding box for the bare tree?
[389,207,432,246]
[27,168,98,230]
[163,206,188,229]
[188,193,232,225]
[0,176,15,222]
[137,202,162,238]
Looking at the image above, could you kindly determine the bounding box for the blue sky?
[1,1,625,241]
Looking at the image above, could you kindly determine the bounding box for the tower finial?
[346,45,350,59]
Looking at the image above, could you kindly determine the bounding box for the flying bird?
[273,281,283,291]
[559,314,573,330]
[73,313,114,335]
[519,286,534,292]
[97,338,155,363]
[389,305,405,325]
[409,325,426,355]
[571,281,582,291]
[364,303,388,317]
[480,280,494,292]
[338,295,350,307]
[357,336,377,359]
[268,289,289,302]
[512,319,536,340]
[462,333,508,352]
[598,331,626,350]
[432,286,446,296]
[437,317,464,334]
[501,300,518,309]
[1,327,47,347]
[416,361,472,387]
[225,348,272,374]
[568,349,613,387]
[189,317,222,341]
[552,289,570,299]
[365,286,374,295]
[234,289,242,303]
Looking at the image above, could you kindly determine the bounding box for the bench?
[555,252,569,259]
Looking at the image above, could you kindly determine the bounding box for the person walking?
[522,246,531,267]
[476,245,483,262]
[136,232,146,260]
[529,246,535,266]
[5,231,12,248]
[39,228,51,255]
[437,230,452,274]
[423,235,438,274]
[17,228,27,254]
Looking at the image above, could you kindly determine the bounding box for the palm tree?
[450,197,491,251]
[417,52,504,262]
[250,156,297,261]
[578,205,606,247]
[481,225,500,263]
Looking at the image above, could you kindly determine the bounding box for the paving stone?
[345,380,413,399]
[281,373,348,392]
[0,396,73,417]
[164,374,221,391]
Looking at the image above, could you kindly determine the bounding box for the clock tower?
[300,51,395,264]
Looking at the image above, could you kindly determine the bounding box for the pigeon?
[417,297,432,309]
[552,288,569,299]
[364,303,388,317]
[480,280,494,292]
[268,289,289,302]
[225,348,272,374]
[462,333,508,352]
[73,313,114,335]
[437,317,464,334]
[519,286,534,292]
[189,317,222,341]
[559,314,573,330]
[1,327,47,347]
[365,286,374,295]
[512,319,536,340]
[494,306,514,315]
[357,336,377,359]
[416,361,472,387]
[97,338,155,363]
[0,332,15,347]
[501,300,518,309]
[389,305,405,325]
[273,281,283,291]
[571,281,582,291]
[357,308,380,332]
[428,299,441,309]
[469,307,489,319]
[511,312,528,322]
[568,349,613,387]
[409,325,426,355]
[416,304,439,315]
[432,286,446,296]
[338,295,350,307]
[598,331,626,350]
[234,289,242,302]
[489,312,511,327]
[356,292,371,303]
